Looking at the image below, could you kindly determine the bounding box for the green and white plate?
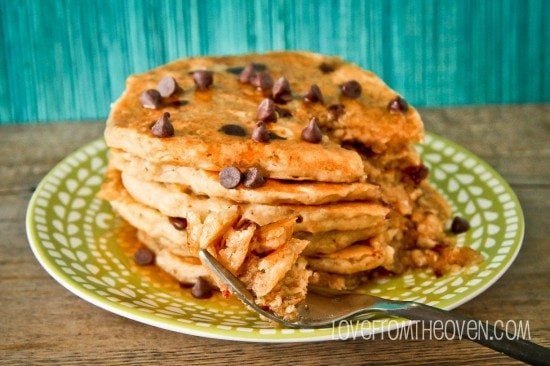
[26,133,524,342]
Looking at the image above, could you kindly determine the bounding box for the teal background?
[1,0,548,124]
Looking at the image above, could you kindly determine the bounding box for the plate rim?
[26,133,525,342]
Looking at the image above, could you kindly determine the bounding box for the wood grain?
[1,1,548,123]
[0,105,548,365]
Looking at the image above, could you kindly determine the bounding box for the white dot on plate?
[259,329,276,335]
[236,327,253,332]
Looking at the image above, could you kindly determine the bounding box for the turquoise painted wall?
[1,0,548,124]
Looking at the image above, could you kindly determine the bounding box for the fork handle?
[384,301,550,365]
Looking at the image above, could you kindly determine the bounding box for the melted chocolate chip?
[253,63,268,71]
[293,231,308,239]
[151,112,175,137]
[219,166,242,189]
[319,62,336,73]
[134,247,155,266]
[192,70,214,90]
[171,100,189,107]
[301,117,323,143]
[243,167,266,188]
[253,63,267,71]
[341,80,362,99]
[251,71,274,92]
[388,96,409,113]
[402,164,429,185]
[272,76,292,103]
[256,98,277,123]
[228,63,267,75]
[239,63,256,83]
[275,106,292,118]
[169,217,188,230]
[191,277,213,299]
[341,139,375,158]
[295,215,304,223]
[304,84,324,104]
[219,124,246,137]
[235,218,259,230]
[139,89,161,109]
[451,216,470,234]
[251,122,270,143]
[226,66,244,75]
[157,76,181,97]
[327,104,345,121]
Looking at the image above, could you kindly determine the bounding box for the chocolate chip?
[151,112,175,137]
[226,66,244,75]
[341,80,362,99]
[235,218,259,230]
[169,217,188,230]
[275,106,292,118]
[451,216,470,234]
[388,96,409,113]
[192,70,213,90]
[171,100,189,107]
[295,215,304,223]
[219,124,246,137]
[304,84,324,104]
[157,76,181,97]
[134,247,155,266]
[402,164,429,185]
[219,166,242,189]
[327,104,345,121]
[341,139,375,157]
[268,131,286,140]
[272,76,292,103]
[319,62,335,73]
[191,277,213,299]
[139,89,161,109]
[243,167,266,188]
[301,117,323,143]
[256,98,277,123]
[239,63,256,83]
[251,71,274,92]
[251,122,270,143]
[253,63,267,71]
[228,63,267,76]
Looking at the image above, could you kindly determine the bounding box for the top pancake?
[105,51,423,183]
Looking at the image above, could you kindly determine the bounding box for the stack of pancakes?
[100,51,479,319]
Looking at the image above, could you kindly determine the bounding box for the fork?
[199,249,549,365]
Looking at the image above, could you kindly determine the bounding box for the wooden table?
[1,105,548,365]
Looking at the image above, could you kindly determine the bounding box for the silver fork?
[199,250,549,365]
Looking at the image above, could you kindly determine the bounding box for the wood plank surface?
[0,105,548,365]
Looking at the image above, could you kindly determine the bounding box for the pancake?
[102,182,385,257]
[118,169,390,233]
[104,51,423,182]
[98,176,191,256]
[298,227,383,255]
[306,238,394,275]
[109,148,381,205]
[138,230,214,285]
